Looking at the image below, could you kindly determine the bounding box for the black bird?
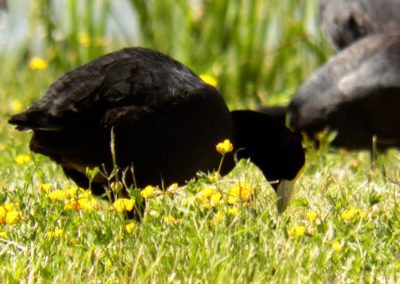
[261,34,400,150]
[9,47,305,213]
[319,0,400,50]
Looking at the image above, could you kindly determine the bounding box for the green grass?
[1,0,400,282]
[1,69,400,282]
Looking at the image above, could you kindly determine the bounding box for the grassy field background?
[1,0,400,282]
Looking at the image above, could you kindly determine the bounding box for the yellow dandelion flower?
[210,192,222,205]
[79,32,91,47]
[141,185,160,199]
[228,195,239,205]
[79,190,92,199]
[47,229,63,239]
[166,183,179,196]
[3,202,19,212]
[0,206,7,224]
[29,57,48,71]
[205,193,222,209]
[47,190,67,201]
[40,183,52,193]
[287,225,306,238]
[78,197,98,211]
[213,212,224,224]
[216,139,233,155]
[200,73,218,87]
[197,187,221,208]
[227,207,240,216]
[113,198,135,213]
[10,100,23,113]
[0,231,8,238]
[198,187,216,199]
[64,199,80,211]
[332,240,341,252]
[6,210,22,225]
[306,211,319,224]
[15,154,31,165]
[228,183,255,204]
[341,208,366,222]
[125,222,136,233]
[163,215,178,225]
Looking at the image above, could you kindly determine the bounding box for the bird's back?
[289,34,400,148]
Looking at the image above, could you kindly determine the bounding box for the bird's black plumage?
[319,0,400,50]
[9,47,305,213]
[261,34,400,149]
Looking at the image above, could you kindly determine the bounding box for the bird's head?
[231,110,305,213]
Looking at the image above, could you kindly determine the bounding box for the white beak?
[276,179,295,213]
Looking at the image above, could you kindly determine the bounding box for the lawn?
[1,0,400,282]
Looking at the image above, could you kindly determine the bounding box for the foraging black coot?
[261,34,400,150]
[319,0,400,50]
[9,47,305,213]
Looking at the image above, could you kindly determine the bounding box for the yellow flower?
[15,154,31,165]
[0,231,8,238]
[125,222,136,233]
[0,206,7,224]
[227,207,240,216]
[78,197,98,211]
[166,183,179,196]
[213,212,224,224]
[198,187,216,198]
[200,74,218,87]
[10,100,23,113]
[40,183,52,193]
[141,185,160,199]
[216,139,233,155]
[47,190,67,201]
[79,32,91,47]
[79,190,92,199]
[113,198,135,213]
[332,240,341,252]
[341,208,366,222]
[228,183,255,204]
[64,199,80,211]
[28,57,48,71]
[163,215,178,225]
[65,195,98,211]
[3,202,19,212]
[6,210,22,225]
[197,187,222,208]
[287,225,306,238]
[306,211,319,224]
[210,192,222,206]
[47,229,63,239]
